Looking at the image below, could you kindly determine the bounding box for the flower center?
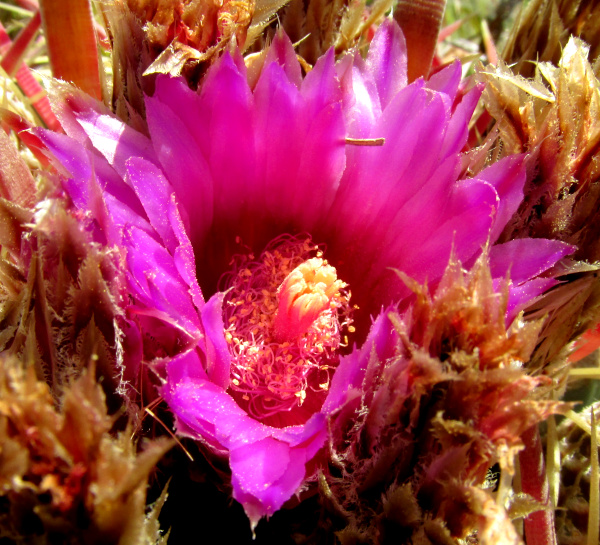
[221,235,353,424]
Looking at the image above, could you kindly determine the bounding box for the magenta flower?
[37,21,572,526]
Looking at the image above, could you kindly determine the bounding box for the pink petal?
[474,154,526,241]
[439,84,483,158]
[366,19,408,109]
[229,438,302,520]
[427,60,462,98]
[369,179,497,300]
[169,196,205,309]
[123,227,202,337]
[198,55,256,223]
[145,78,214,245]
[263,29,302,88]
[162,367,328,523]
[253,61,305,223]
[200,293,231,389]
[324,311,398,413]
[328,80,427,243]
[254,56,346,230]
[373,155,460,265]
[337,53,380,138]
[329,81,453,274]
[125,157,178,253]
[506,277,559,319]
[490,238,575,283]
[36,129,145,223]
[301,49,341,116]
[71,107,158,178]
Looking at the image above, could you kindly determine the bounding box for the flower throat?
[221,235,353,424]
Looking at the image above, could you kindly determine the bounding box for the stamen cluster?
[221,235,353,422]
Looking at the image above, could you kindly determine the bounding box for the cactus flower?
[36,21,573,527]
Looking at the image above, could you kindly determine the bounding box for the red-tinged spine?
[394,0,447,82]
[0,10,41,75]
[0,109,52,168]
[15,0,39,11]
[438,19,463,42]
[39,0,102,101]
[569,322,600,362]
[14,62,61,131]
[0,17,61,131]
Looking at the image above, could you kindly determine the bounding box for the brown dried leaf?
[275,0,350,65]
[525,265,600,377]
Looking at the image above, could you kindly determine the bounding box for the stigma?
[221,235,352,424]
[274,257,346,342]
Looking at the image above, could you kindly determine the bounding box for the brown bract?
[0,357,172,544]
[320,255,570,544]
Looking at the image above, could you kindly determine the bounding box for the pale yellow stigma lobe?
[274,258,346,342]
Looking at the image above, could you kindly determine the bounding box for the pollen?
[220,234,353,423]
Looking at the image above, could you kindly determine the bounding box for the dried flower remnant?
[322,255,571,545]
[478,36,600,372]
[30,18,575,528]
[102,0,290,125]
[127,0,254,70]
[489,38,600,263]
[0,356,172,544]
